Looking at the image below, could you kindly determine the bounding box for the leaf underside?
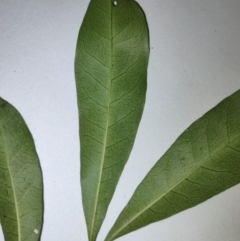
[74,0,149,240]
[105,89,240,241]
[0,98,43,241]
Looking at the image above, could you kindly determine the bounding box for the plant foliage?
[75,0,149,240]
[105,89,240,241]
[0,97,43,241]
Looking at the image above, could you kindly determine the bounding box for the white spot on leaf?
[34,229,39,234]
[113,1,118,5]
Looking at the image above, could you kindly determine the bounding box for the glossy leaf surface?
[0,98,43,241]
[105,89,240,241]
[74,0,149,240]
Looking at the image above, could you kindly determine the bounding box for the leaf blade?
[74,0,149,240]
[105,89,240,241]
[0,98,43,241]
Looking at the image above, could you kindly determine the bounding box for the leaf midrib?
[89,3,114,240]
[0,126,21,241]
[107,134,240,240]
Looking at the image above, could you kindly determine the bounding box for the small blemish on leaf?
[34,229,39,234]
[0,103,6,108]
[113,1,118,6]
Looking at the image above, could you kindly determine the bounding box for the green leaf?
[74,0,149,240]
[0,97,43,241]
[105,89,240,241]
